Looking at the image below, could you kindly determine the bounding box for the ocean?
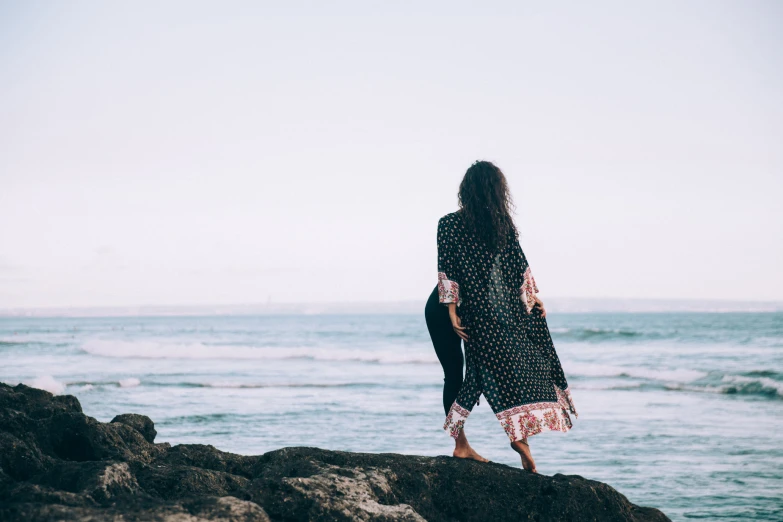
[1,312,781,521]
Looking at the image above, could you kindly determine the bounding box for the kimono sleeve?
[514,239,539,314]
[437,217,461,306]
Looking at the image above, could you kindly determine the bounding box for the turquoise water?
[1,312,781,521]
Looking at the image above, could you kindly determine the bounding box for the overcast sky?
[1,1,781,308]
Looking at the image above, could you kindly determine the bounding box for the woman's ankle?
[455,430,470,450]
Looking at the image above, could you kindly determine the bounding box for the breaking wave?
[551,327,649,342]
[565,362,707,383]
[665,373,783,400]
[567,362,783,401]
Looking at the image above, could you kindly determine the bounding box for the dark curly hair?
[458,160,517,251]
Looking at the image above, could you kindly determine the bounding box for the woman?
[437,160,577,472]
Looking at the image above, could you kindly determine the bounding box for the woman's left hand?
[533,296,546,318]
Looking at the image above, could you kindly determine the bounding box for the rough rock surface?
[0,382,671,521]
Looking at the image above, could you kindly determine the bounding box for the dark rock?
[31,460,140,504]
[134,461,250,500]
[158,443,264,479]
[0,382,670,521]
[2,496,270,521]
[250,447,670,522]
[0,383,82,418]
[111,413,157,443]
[0,431,52,481]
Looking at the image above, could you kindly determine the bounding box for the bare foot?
[510,440,537,473]
[453,446,489,463]
[453,430,489,462]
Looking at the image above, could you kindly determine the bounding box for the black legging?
[425,286,464,415]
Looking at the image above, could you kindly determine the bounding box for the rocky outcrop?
[0,382,670,521]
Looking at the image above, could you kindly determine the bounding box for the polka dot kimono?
[437,211,577,442]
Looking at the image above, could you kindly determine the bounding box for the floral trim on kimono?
[496,386,578,442]
[437,272,460,306]
[443,401,470,439]
[520,267,539,314]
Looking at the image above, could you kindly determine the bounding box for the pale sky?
[1,1,781,308]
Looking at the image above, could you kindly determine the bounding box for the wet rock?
[112,413,158,443]
[0,382,670,521]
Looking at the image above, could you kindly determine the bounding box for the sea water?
[1,312,781,521]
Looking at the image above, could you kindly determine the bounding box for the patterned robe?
[437,211,577,442]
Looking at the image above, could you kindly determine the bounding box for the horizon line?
[1,296,782,317]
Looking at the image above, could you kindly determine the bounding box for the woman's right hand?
[448,304,469,341]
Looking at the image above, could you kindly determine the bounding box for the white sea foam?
[26,375,65,394]
[119,377,141,388]
[549,327,571,333]
[203,381,373,389]
[81,340,438,365]
[0,336,35,345]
